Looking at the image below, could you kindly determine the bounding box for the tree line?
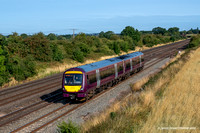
[0,26,192,86]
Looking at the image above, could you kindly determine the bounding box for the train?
[62,51,144,100]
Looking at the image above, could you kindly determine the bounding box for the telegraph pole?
[70,29,78,39]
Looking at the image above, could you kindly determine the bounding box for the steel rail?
[11,41,188,133]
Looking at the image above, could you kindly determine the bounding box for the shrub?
[120,41,129,53]
[7,55,36,81]
[0,45,9,86]
[142,34,160,47]
[96,44,114,55]
[78,43,91,57]
[113,41,121,55]
[24,32,52,62]
[50,42,64,61]
[57,121,79,133]
[23,55,36,77]
[110,112,117,120]
[189,35,200,48]
[72,49,84,63]
[122,36,135,50]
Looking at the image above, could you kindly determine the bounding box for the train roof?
[76,52,143,73]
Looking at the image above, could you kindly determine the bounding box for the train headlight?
[63,87,65,91]
[80,87,84,91]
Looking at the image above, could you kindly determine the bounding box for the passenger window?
[88,74,96,84]
[132,59,137,65]
[117,64,123,72]
[126,61,131,69]
[100,67,115,79]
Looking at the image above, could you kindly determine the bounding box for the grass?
[139,47,200,133]
[81,46,199,133]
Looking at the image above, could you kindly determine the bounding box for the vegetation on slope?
[81,47,200,133]
[0,26,188,87]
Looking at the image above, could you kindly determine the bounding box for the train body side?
[62,52,144,100]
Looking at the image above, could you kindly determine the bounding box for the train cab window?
[65,74,83,85]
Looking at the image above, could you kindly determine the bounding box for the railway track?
[0,39,189,132]
[0,40,189,109]
[0,40,185,108]
[12,48,184,133]
[0,73,62,96]
[0,92,64,127]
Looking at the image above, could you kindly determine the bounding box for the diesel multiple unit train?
[62,52,144,100]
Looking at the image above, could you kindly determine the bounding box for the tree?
[72,49,84,63]
[7,55,36,81]
[168,27,181,41]
[121,26,141,45]
[50,42,64,61]
[98,31,115,39]
[122,36,135,50]
[6,33,29,58]
[104,31,115,39]
[0,46,6,75]
[142,35,159,47]
[99,31,105,38]
[0,47,8,86]
[0,34,7,46]
[78,42,91,57]
[152,27,167,35]
[24,32,52,61]
[113,41,120,55]
[47,33,57,40]
[168,27,179,35]
[20,33,28,39]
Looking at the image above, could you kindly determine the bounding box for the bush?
[0,71,10,86]
[122,36,135,50]
[0,45,9,86]
[50,42,64,61]
[189,35,200,48]
[120,41,129,53]
[113,41,121,55]
[142,35,160,47]
[7,55,36,81]
[57,121,79,133]
[24,32,52,62]
[23,55,36,77]
[72,49,84,63]
[96,44,114,55]
[78,43,91,57]
[110,112,117,120]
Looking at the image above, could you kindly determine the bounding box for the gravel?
[0,57,172,133]
[38,57,171,133]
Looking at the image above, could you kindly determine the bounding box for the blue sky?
[1,0,200,35]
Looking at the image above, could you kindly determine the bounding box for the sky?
[1,0,200,35]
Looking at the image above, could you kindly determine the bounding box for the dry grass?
[131,76,151,92]
[82,46,199,133]
[139,48,200,133]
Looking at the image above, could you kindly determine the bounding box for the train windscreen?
[65,74,83,85]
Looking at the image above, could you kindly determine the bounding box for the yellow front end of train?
[63,71,83,92]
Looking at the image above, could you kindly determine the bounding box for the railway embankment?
[1,40,184,90]
[80,47,200,132]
